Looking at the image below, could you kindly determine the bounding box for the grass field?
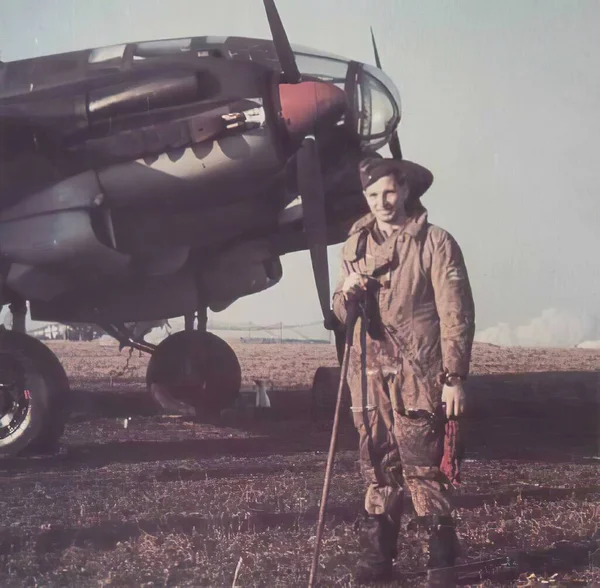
[0,341,599,587]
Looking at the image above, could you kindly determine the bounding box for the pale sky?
[1,0,599,338]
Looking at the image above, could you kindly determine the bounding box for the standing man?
[332,157,475,584]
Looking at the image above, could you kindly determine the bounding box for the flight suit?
[332,207,475,522]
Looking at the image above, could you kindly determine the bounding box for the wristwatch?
[443,373,464,387]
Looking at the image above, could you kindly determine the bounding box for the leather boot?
[423,515,460,587]
[355,513,400,584]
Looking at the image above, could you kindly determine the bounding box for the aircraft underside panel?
[199,241,283,312]
[28,240,282,323]
[30,266,199,324]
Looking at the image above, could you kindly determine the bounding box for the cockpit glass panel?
[292,53,349,82]
[289,43,349,62]
[361,64,401,117]
[356,67,400,140]
[135,39,192,57]
[213,37,350,81]
[88,44,127,64]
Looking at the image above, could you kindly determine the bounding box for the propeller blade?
[263,0,302,84]
[369,29,402,159]
[370,27,382,69]
[390,129,403,160]
[296,136,332,326]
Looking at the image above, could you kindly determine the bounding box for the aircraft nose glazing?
[278,81,347,140]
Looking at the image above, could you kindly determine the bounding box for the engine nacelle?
[29,239,282,324]
[0,170,130,300]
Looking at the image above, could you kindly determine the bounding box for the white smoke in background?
[475,322,514,346]
[475,308,600,348]
[577,340,600,349]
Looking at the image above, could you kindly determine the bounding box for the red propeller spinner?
[278,81,347,141]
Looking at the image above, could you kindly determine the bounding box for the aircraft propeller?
[262,7,405,332]
[263,0,334,328]
[370,27,403,160]
[296,136,331,326]
[263,0,302,84]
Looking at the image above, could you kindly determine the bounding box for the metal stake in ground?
[308,300,362,588]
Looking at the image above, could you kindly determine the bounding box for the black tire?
[0,331,70,457]
[146,331,241,416]
[310,366,351,422]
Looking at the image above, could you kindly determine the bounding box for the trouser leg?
[394,410,460,585]
[348,365,403,583]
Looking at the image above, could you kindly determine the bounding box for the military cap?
[359,157,434,199]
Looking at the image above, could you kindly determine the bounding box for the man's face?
[363,173,409,224]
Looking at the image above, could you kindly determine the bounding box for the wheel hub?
[0,355,29,440]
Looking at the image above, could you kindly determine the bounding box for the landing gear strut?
[147,307,241,417]
[8,298,27,334]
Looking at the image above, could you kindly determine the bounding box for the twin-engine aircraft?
[0,0,404,456]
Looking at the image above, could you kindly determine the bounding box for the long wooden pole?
[308,301,360,588]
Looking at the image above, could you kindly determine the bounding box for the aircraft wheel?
[0,331,70,457]
[310,366,351,422]
[147,331,241,417]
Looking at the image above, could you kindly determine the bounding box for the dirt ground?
[0,341,599,587]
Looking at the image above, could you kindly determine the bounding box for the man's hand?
[341,272,370,300]
[441,381,466,418]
